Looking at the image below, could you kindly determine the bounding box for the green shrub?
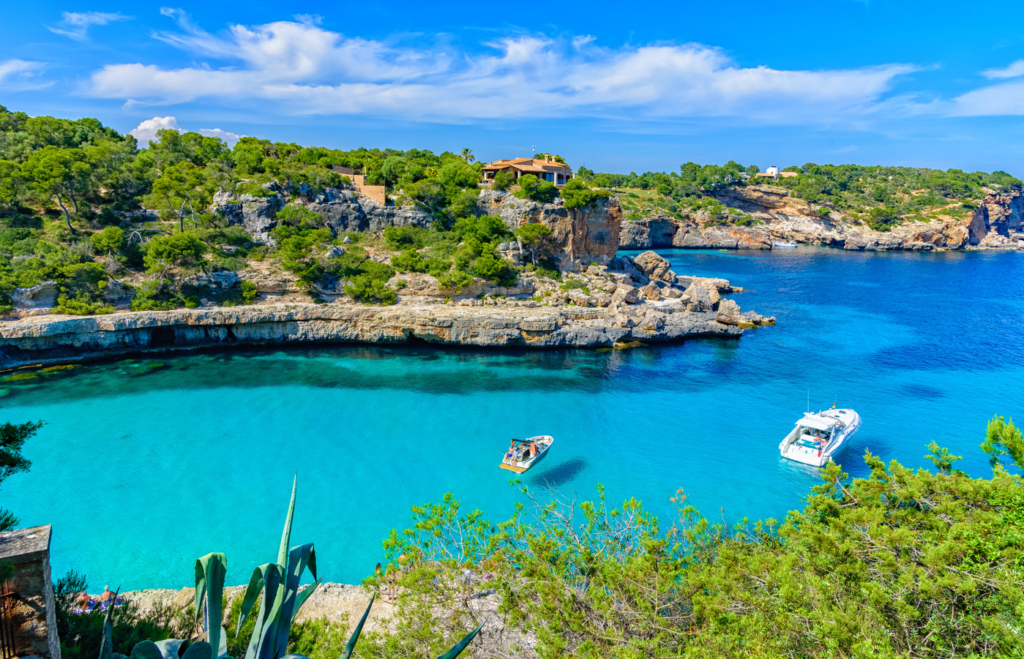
[143,233,208,274]
[559,278,588,293]
[491,170,514,192]
[561,178,610,210]
[383,226,429,250]
[514,174,558,204]
[240,280,258,304]
[391,248,427,273]
[436,270,473,292]
[53,293,114,316]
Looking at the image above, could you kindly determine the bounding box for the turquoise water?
[3,247,1023,590]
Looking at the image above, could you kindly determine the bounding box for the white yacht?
[779,409,861,466]
[773,241,798,248]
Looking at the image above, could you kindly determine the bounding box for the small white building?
[765,166,780,177]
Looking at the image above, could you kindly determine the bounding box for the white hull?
[773,241,797,248]
[779,409,860,467]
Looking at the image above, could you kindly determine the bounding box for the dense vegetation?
[579,161,1023,231]
[0,411,41,580]
[0,107,618,314]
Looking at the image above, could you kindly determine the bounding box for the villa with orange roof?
[480,155,574,187]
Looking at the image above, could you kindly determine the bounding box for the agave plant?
[107,476,482,659]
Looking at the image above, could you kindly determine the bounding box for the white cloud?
[981,60,1024,80]
[950,80,1024,116]
[87,15,918,125]
[129,116,181,144]
[129,116,243,146]
[198,127,242,146]
[47,11,130,40]
[0,59,51,91]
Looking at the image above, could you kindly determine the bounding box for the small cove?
[4,246,1023,589]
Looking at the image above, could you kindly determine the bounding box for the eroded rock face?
[387,273,534,299]
[212,184,287,240]
[683,279,721,312]
[477,190,621,270]
[12,282,59,309]
[0,299,762,368]
[620,218,678,249]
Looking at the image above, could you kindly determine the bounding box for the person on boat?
[505,440,516,462]
[529,441,538,458]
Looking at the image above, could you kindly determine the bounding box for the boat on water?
[779,409,860,467]
[773,241,798,248]
[499,436,553,473]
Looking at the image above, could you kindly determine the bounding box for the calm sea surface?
[3,247,1023,590]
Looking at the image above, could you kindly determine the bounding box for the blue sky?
[2,1,1024,174]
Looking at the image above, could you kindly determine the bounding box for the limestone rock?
[100,279,134,306]
[592,292,612,307]
[612,285,640,305]
[640,311,665,331]
[683,279,721,312]
[619,218,678,249]
[632,251,673,281]
[212,185,287,238]
[12,282,58,309]
[567,290,591,307]
[640,283,662,300]
[477,190,621,270]
[181,271,241,293]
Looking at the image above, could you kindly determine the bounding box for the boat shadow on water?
[530,458,587,489]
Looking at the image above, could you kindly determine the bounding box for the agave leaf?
[436,623,484,659]
[194,553,227,658]
[273,543,317,658]
[129,641,164,659]
[98,587,120,659]
[277,476,297,568]
[153,639,185,659]
[180,641,213,659]
[245,564,286,659]
[293,578,321,619]
[339,595,374,659]
[281,655,312,659]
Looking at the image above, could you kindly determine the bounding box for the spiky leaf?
[339,595,374,659]
[436,623,484,659]
[98,587,120,659]
[154,640,185,659]
[194,553,227,658]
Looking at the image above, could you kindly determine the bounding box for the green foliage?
[0,414,41,532]
[54,571,188,659]
[276,205,326,230]
[391,249,427,273]
[491,170,514,192]
[144,233,208,274]
[514,174,558,204]
[560,178,609,210]
[981,415,1024,470]
[515,222,552,266]
[240,280,258,304]
[866,205,902,231]
[90,226,124,255]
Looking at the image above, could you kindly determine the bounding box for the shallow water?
[3,247,1023,590]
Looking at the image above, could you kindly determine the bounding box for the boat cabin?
[795,415,836,449]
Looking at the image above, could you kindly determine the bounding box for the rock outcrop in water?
[619,185,1024,252]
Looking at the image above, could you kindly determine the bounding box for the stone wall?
[0,525,59,659]
[349,175,387,205]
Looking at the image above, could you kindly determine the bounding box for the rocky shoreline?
[620,185,1024,252]
[0,253,772,370]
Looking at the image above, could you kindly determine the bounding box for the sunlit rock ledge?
[0,295,772,370]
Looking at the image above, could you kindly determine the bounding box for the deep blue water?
[2,247,1022,591]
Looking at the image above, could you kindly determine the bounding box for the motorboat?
[499,436,553,473]
[779,409,860,466]
[773,241,798,248]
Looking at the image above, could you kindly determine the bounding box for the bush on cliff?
[560,178,610,210]
[514,174,558,204]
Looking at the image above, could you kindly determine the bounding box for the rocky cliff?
[211,183,434,243]
[619,185,1024,252]
[478,190,621,270]
[0,253,772,369]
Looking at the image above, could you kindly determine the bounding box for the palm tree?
[461,148,475,164]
